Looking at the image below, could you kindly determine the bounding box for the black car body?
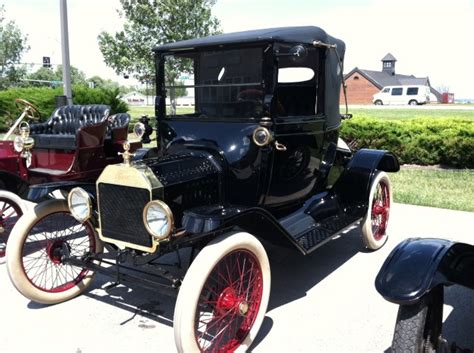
[7,26,399,352]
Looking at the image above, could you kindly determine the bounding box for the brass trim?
[95,231,160,253]
[67,187,92,223]
[142,200,174,241]
[252,126,273,147]
[96,163,164,253]
[118,140,136,166]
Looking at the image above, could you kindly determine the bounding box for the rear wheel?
[6,199,102,304]
[392,286,443,353]
[174,232,271,353]
[0,191,27,261]
[361,171,392,250]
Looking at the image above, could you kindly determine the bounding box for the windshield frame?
[155,43,272,122]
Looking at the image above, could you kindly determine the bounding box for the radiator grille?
[98,183,152,247]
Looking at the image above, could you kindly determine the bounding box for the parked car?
[373,85,431,106]
[7,26,399,352]
[376,238,474,352]
[0,99,143,258]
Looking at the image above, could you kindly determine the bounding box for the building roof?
[345,67,431,89]
[153,26,345,56]
[381,53,397,61]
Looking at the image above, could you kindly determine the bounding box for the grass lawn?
[128,106,194,123]
[347,106,474,120]
[130,105,474,121]
[390,168,474,212]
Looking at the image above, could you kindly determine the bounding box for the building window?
[383,62,392,68]
[353,75,359,80]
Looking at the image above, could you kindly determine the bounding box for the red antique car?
[0,99,141,258]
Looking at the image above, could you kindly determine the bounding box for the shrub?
[341,117,474,169]
[0,86,128,130]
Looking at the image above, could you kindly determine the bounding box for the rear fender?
[330,148,399,216]
[375,238,454,305]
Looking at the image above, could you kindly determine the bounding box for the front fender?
[27,181,97,202]
[375,238,454,305]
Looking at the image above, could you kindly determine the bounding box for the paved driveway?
[1,203,474,353]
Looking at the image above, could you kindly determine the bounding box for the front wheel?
[392,286,443,353]
[0,190,27,261]
[6,199,103,304]
[174,232,271,353]
[374,100,383,105]
[361,171,392,250]
[409,100,418,106]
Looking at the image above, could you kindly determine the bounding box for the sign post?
[59,0,72,105]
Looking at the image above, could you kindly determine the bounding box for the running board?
[280,208,362,255]
[294,216,362,254]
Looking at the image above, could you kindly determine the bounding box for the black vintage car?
[376,238,474,353]
[7,26,399,352]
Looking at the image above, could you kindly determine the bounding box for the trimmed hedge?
[0,86,128,130]
[341,117,474,169]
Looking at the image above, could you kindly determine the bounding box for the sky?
[2,0,474,98]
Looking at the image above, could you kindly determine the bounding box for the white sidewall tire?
[361,171,392,250]
[174,232,271,353]
[6,199,103,305]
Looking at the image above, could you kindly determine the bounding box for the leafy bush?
[341,118,474,168]
[0,86,128,130]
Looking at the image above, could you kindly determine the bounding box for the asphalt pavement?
[1,203,474,353]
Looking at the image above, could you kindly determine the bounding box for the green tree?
[26,65,88,87]
[98,0,220,83]
[87,75,120,90]
[0,5,29,89]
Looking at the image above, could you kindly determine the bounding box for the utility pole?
[59,0,72,104]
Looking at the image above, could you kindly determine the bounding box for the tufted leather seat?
[106,113,130,139]
[30,105,110,150]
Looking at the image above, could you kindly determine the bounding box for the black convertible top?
[154,26,346,129]
[153,26,344,55]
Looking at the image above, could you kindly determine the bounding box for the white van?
[372,85,430,105]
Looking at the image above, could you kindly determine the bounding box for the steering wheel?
[15,99,41,122]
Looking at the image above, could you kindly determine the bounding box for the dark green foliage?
[341,118,474,168]
[0,86,128,130]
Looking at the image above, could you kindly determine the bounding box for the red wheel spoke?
[371,180,390,241]
[195,249,263,352]
[20,211,95,293]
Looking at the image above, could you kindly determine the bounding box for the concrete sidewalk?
[1,203,473,353]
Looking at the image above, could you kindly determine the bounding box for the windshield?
[163,47,264,119]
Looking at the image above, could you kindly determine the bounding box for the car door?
[390,87,404,105]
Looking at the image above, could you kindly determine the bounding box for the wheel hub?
[238,301,249,316]
[216,287,249,317]
[372,202,387,216]
[47,240,68,264]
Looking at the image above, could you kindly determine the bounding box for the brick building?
[340,53,441,104]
